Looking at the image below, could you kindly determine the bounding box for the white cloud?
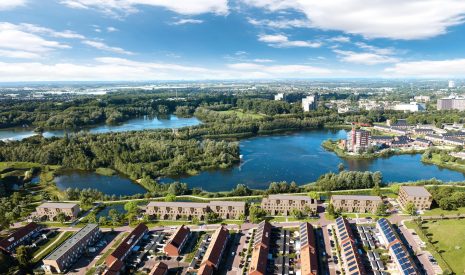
[171,19,204,25]
[60,0,228,16]
[253,58,274,63]
[0,23,70,59]
[0,57,335,82]
[243,0,465,40]
[329,36,350,43]
[0,0,26,10]
[247,17,311,29]
[258,34,321,48]
[384,59,465,77]
[334,49,399,65]
[82,40,133,55]
[19,23,85,39]
[107,27,118,32]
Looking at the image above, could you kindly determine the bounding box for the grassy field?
[32,231,73,263]
[423,207,465,216]
[422,153,465,173]
[218,109,265,119]
[406,219,465,273]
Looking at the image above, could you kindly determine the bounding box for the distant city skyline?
[1,0,465,81]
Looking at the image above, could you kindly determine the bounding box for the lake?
[54,170,146,196]
[161,130,465,191]
[0,115,201,141]
[47,129,465,194]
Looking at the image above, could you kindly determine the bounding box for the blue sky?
[1,0,465,81]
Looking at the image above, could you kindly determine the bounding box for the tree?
[371,185,382,197]
[56,212,67,224]
[86,212,97,223]
[439,197,458,210]
[205,212,220,224]
[375,203,388,216]
[192,216,200,224]
[16,245,31,268]
[404,202,417,216]
[327,203,336,217]
[124,201,139,214]
[109,209,121,226]
[98,216,107,225]
[164,194,176,202]
[291,209,305,219]
[307,191,319,200]
[249,205,267,223]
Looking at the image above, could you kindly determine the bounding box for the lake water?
[54,171,146,196]
[0,115,201,141]
[161,130,465,191]
[46,129,465,194]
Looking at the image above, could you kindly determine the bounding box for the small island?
[322,122,432,159]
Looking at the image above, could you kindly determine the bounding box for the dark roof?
[0,222,40,252]
[197,263,214,275]
[149,262,168,275]
[107,223,148,264]
[201,226,229,267]
[166,225,190,249]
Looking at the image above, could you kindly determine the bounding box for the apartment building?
[164,225,191,256]
[437,95,465,111]
[36,202,80,221]
[198,226,229,274]
[249,221,272,275]
[398,186,432,211]
[302,95,318,112]
[331,195,383,214]
[146,201,246,220]
[299,222,318,275]
[261,195,317,216]
[105,223,148,275]
[334,217,366,275]
[208,201,246,219]
[43,224,101,274]
[377,219,417,274]
[346,128,371,152]
[0,222,41,253]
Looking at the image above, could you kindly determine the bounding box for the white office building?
[393,102,425,112]
[302,95,317,112]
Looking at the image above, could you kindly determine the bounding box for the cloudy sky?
[1,0,465,81]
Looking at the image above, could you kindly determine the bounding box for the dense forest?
[0,132,239,180]
[315,171,384,191]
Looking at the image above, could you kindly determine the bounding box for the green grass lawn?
[423,207,465,216]
[32,231,73,262]
[218,109,265,119]
[406,219,465,273]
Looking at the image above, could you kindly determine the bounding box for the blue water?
[161,130,465,191]
[0,115,200,141]
[54,171,146,196]
[96,204,125,218]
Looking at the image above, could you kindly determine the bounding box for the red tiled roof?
[106,223,148,266]
[300,223,318,275]
[166,225,190,250]
[201,226,229,268]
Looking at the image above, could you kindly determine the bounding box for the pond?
[0,115,201,141]
[96,204,126,218]
[54,170,146,196]
[161,130,465,191]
